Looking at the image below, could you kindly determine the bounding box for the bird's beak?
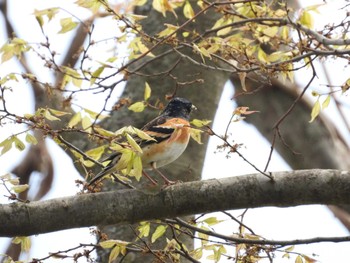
[191,104,197,111]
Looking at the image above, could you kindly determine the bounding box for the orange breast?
[142,118,191,169]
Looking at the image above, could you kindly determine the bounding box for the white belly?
[142,141,188,169]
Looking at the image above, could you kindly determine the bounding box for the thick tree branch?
[1,169,349,237]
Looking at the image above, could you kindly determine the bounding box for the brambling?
[88,97,195,186]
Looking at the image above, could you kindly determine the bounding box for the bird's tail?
[88,152,121,186]
[88,168,110,186]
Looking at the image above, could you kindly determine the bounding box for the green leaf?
[94,127,116,137]
[133,127,156,141]
[84,108,109,120]
[322,95,331,109]
[190,128,203,144]
[309,99,320,123]
[128,101,145,112]
[295,255,304,263]
[151,225,167,243]
[0,38,30,62]
[109,246,120,263]
[75,0,102,13]
[82,116,92,131]
[144,82,151,100]
[33,8,59,22]
[43,109,61,121]
[183,1,194,19]
[12,184,29,194]
[25,133,38,145]
[0,138,13,155]
[83,146,106,167]
[13,136,25,151]
[58,17,78,34]
[48,108,71,117]
[132,155,143,181]
[126,134,142,153]
[157,24,178,38]
[203,217,222,226]
[191,119,211,128]
[285,245,295,252]
[99,240,116,249]
[299,10,314,29]
[115,150,133,171]
[190,248,203,260]
[90,66,105,85]
[138,221,150,237]
[68,112,82,127]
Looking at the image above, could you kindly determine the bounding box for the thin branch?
[171,218,350,246]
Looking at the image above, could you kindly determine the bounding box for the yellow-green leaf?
[191,119,212,128]
[48,108,71,117]
[322,95,331,109]
[183,1,194,19]
[299,10,314,29]
[126,134,142,153]
[8,177,20,185]
[90,66,104,85]
[94,127,116,137]
[309,99,320,123]
[115,150,133,171]
[152,0,175,17]
[44,109,61,121]
[109,246,120,263]
[138,221,150,237]
[190,128,203,144]
[295,255,304,263]
[12,184,29,194]
[68,112,82,127]
[99,240,116,249]
[82,116,92,131]
[25,133,37,145]
[128,102,145,112]
[132,155,143,181]
[257,47,268,63]
[85,108,109,120]
[281,26,289,40]
[13,136,25,151]
[190,248,203,260]
[0,138,13,155]
[144,82,151,100]
[198,228,209,245]
[133,127,156,142]
[203,217,222,226]
[33,8,59,22]
[75,0,102,12]
[83,146,106,167]
[151,225,167,243]
[285,245,295,252]
[58,17,78,34]
[157,24,178,38]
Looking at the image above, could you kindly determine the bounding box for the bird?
[88,97,195,186]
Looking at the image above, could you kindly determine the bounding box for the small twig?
[172,217,350,246]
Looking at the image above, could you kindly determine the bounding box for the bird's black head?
[162,97,194,120]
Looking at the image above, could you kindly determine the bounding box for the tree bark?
[94,2,229,262]
[1,169,350,237]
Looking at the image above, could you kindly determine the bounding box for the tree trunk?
[95,2,230,262]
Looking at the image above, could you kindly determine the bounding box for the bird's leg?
[142,170,158,185]
[151,162,177,186]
